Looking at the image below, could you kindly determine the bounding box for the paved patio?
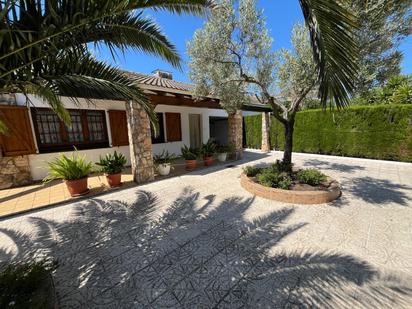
[0,158,229,217]
[0,150,411,308]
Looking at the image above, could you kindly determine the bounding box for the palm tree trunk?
[282,118,295,164]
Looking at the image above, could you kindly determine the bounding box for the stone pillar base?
[228,110,243,160]
[0,156,32,189]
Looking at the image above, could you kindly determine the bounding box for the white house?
[0,70,270,188]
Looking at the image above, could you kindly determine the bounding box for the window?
[32,108,109,153]
[36,110,62,145]
[67,111,83,143]
[151,113,165,144]
[165,112,182,142]
[87,111,106,142]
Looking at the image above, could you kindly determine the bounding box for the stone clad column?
[261,112,270,152]
[228,110,243,159]
[125,100,154,183]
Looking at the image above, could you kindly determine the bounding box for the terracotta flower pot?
[185,159,197,171]
[203,156,214,166]
[64,177,89,197]
[106,173,122,188]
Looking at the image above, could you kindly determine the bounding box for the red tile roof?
[123,71,272,112]
[124,71,193,92]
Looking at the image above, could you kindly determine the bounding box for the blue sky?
[94,1,412,83]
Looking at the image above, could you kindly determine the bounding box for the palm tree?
[0,0,213,132]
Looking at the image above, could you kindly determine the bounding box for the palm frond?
[88,12,181,68]
[137,0,214,15]
[41,53,158,133]
[299,0,359,108]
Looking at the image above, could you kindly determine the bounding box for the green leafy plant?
[271,160,294,173]
[256,168,292,189]
[153,150,177,166]
[0,260,57,308]
[0,0,212,132]
[181,145,198,160]
[43,150,93,182]
[243,166,261,177]
[297,168,327,186]
[95,151,127,175]
[201,139,217,157]
[217,144,234,153]
[277,176,293,190]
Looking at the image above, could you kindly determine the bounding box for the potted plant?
[181,145,198,170]
[153,150,176,176]
[43,151,93,197]
[201,139,216,166]
[95,151,127,188]
[216,144,234,162]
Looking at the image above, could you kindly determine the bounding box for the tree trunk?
[282,118,295,164]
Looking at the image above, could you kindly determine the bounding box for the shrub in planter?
[216,144,234,162]
[296,168,326,186]
[153,150,177,176]
[43,150,93,196]
[0,260,58,309]
[96,151,127,188]
[181,145,199,170]
[243,166,260,177]
[256,169,292,190]
[201,140,217,166]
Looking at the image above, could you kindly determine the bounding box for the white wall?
[152,104,228,156]
[19,94,229,180]
[29,146,131,181]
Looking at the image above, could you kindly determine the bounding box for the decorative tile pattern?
[0,151,411,308]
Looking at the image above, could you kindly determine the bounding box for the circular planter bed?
[240,173,341,204]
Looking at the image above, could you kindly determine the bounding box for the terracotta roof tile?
[123,71,193,92]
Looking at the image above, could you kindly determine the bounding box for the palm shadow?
[303,159,366,173]
[346,176,411,206]
[0,187,411,308]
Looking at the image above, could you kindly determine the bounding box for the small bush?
[297,168,326,186]
[243,166,260,177]
[153,150,177,166]
[256,169,279,187]
[271,160,293,173]
[0,260,57,308]
[96,151,127,174]
[43,150,93,182]
[181,145,198,160]
[277,175,293,190]
[256,168,292,189]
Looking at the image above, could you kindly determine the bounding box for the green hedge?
[244,104,412,162]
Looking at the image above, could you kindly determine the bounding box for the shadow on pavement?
[0,187,411,307]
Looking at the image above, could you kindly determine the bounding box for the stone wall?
[125,100,154,183]
[228,110,243,159]
[261,112,270,152]
[0,155,32,189]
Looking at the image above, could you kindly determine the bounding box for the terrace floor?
[0,158,234,218]
[0,150,412,308]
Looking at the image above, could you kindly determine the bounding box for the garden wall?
[244,105,412,162]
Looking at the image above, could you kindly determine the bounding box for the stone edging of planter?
[240,173,341,204]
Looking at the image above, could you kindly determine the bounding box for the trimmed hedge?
[244,104,412,162]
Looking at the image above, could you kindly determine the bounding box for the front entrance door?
[189,114,202,149]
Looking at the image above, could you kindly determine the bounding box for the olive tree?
[188,0,358,164]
